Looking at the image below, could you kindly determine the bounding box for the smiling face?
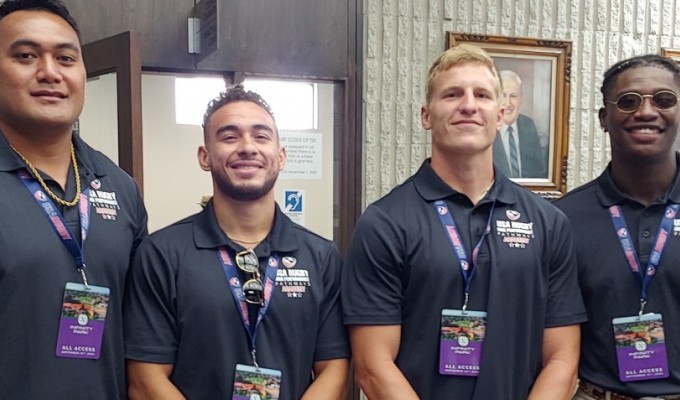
[0,10,85,137]
[600,66,680,163]
[421,63,504,158]
[198,101,286,202]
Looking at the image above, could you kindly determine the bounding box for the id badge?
[232,364,282,400]
[612,313,669,382]
[439,309,487,376]
[55,282,110,359]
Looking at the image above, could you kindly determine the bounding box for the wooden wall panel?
[63,0,195,70]
[197,0,348,77]
[63,0,348,78]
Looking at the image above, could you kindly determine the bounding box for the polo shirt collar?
[413,158,517,205]
[0,130,25,172]
[72,134,108,179]
[0,129,107,179]
[193,200,300,254]
[596,153,680,207]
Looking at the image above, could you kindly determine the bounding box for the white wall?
[141,74,213,232]
[276,83,336,240]
[364,0,680,205]
[80,73,118,163]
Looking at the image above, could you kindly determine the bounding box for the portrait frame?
[447,32,572,198]
[661,47,680,62]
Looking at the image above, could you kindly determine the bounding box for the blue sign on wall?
[284,190,303,213]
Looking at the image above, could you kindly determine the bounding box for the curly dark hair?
[601,54,680,103]
[202,84,276,140]
[0,0,80,39]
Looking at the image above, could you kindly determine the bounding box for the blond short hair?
[425,44,502,103]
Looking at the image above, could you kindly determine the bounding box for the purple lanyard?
[217,247,278,366]
[608,204,678,314]
[17,169,91,285]
[433,200,495,310]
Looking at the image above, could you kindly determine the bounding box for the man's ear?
[496,106,505,129]
[278,146,287,172]
[197,146,211,171]
[421,105,431,130]
[598,107,607,132]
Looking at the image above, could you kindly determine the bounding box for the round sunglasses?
[235,249,264,305]
[605,90,679,113]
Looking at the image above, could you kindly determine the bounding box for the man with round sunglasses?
[123,85,349,399]
[555,54,680,399]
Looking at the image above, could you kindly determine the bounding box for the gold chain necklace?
[11,143,81,207]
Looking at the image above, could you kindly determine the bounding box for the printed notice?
[280,132,322,179]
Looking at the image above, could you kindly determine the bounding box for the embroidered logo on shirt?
[282,256,297,268]
[275,267,310,299]
[506,210,521,220]
[495,215,535,249]
[88,185,120,221]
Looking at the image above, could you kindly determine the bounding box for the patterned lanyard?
[17,169,91,285]
[217,248,279,367]
[608,204,678,314]
[433,200,495,310]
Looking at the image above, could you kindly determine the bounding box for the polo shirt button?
[643,210,650,217]
[642,230,650,238]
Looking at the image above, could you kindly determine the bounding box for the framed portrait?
[447,32,572,198]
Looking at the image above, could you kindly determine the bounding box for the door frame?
[82,31,144,192]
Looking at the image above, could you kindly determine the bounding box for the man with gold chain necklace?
[0,1,148,399]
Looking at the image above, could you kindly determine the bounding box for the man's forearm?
[300,359,349,400]
[527,358,578,400]
[528,324,580,400]
[356,362,420,400]
[129,379,186,400]
[127,361,186,400]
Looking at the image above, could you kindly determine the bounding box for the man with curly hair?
[124,85,349,399]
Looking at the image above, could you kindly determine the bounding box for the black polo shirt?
[124,202,349,400]
[0,131,148,400]
[343,159,586,399]
[554,156,680,396]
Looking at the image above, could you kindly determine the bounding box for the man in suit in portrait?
[493,69,547,178]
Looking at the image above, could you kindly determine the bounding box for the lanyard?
[608,204,678,315]
[433,200,495,310]
[17,169,91,285]
[218,247,278,367]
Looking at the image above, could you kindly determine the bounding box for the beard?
[215,172,279,201]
